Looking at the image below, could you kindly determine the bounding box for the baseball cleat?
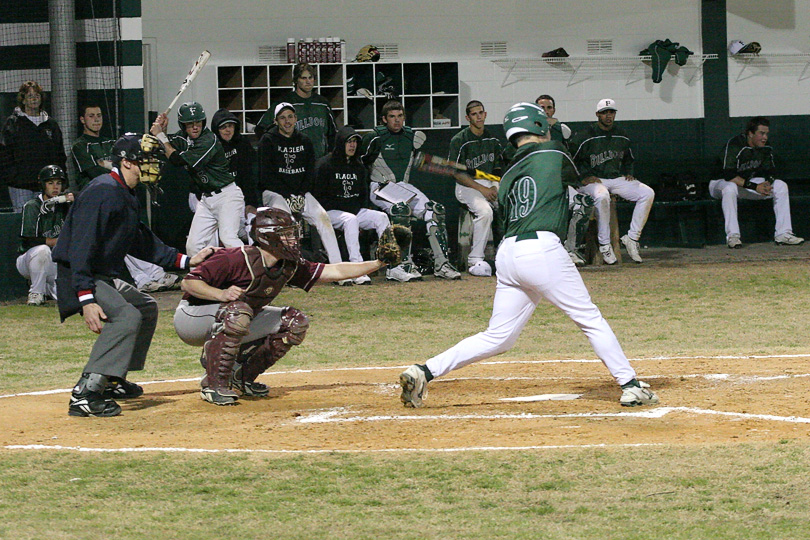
[775,233,804,246]
[434,262,461,280]
[353,274,372,285]
[599,243,617,265]
[399,365,428,408]
[621,235,643,263]
[335,279,354,286]
[468,260,493,277]
[200,387,239,406]
[403,262,423,281]
[567,250,586,267]
[727,235,742,249]
[230,365,270,398]
[620,380,659,407]
[104,377,144,399]
[386,264,413,282]
[68,392,122,417]
[27,292,45,306]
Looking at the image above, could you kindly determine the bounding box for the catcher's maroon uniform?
[174,245,324,404]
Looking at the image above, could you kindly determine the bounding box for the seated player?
[173,207,394,405]
[312,125,392,285]
[17,165,73,305]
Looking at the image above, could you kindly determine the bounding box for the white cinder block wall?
[726,1,810,117]
[141,1,804,129]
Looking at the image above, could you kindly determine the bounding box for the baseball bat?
[163,50,212,116]
[415,152,501,182]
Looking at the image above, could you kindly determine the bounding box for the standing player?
[569,99,655,264]
[312,125,392,284]
[17,165,73,305]
[447,100,506,277]
[709,116,803,248]
[151,101,245,256]
[399,102,658,409]
[72,103,180,292]
[254,63,337,159]
[361,100,460,281]
[53,133,213,417]
[174,208,390,405]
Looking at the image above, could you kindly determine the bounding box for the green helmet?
[503,102,548,146]
[38,164,66,186]
[178,101,206,128]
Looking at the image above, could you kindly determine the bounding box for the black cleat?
[104,377,144,399]
[69,392,122,417]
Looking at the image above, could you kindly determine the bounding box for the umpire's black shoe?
[69,391,122,417]
[104,377,144,399]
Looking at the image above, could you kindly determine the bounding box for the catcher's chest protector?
[242,247,298,312]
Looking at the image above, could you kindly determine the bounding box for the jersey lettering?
[506,176,537,223]
[590,149,624,168]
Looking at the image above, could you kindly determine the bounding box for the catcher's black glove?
[376,225,411,267]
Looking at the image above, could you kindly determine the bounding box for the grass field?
[2,256,810,539]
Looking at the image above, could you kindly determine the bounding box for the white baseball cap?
[728,40,746,55]
[596,98,617,113]
[274,102,295,117]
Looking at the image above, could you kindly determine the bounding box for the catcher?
[173,207,407,405]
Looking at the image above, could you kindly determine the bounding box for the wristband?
[156,132,169,144]
[743,179,757,190]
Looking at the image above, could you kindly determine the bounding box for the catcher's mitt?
[376,225,411,266]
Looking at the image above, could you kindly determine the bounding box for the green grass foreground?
[2,258,810,538]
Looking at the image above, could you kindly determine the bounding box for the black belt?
[201,187,224,197]
[513,231,540,241]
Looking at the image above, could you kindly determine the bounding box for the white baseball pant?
[16,244,57,298]
[124,255,166,290]
[262,191,343,264]
[578,177,654,245]
[708,178,794,240]
[425,231,637,386]
[326,208,390,262]
[174,300,287,346]
[455,181,497,267]
[186,183,246,256]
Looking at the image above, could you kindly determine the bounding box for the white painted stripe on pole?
[119,17,142,41]
[121,65,143,89]
[4,442,663,455]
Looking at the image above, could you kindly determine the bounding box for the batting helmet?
[38,164,66,186]
[503,102,548,145]
[178,101,207,129]
[250,207,301,261]
[355,45,380,62]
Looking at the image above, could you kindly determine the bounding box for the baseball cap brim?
[274,102,295,117]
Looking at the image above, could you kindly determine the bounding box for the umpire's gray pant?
[84,279,158,378]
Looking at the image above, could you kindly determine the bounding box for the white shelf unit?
[491,54,719,86]
[216,61,460,134]
[216,63,345,134]
[730,53,810,81]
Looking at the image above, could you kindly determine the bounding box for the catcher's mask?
[111,133,163,185]
[250,207,301,261]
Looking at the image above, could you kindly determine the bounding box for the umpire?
[53,133,213,417]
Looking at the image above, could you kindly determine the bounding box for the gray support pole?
[49,0,77,176]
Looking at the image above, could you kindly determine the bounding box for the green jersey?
[168,128,234,191]
[257,90,336,159]
[498,141,578,241]
[721,133,776,181]
[569,123,635,180]
[447,127,507,176]
[19,194,69,252]
[71,133,115,191]
[360,125,417,184]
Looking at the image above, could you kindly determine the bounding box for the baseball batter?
[569,99,655,264]
[151,101,245,256]
[399,102,659,409]
[448,100,507,277]
[174,207,386,405]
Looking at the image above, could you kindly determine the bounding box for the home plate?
[500,394,582,402]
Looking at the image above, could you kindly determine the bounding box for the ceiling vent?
[480,41,508,57]
[587,39,613,55]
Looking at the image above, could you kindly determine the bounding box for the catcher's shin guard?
[389,202,414,263]
[565,193,595,253]
[425,201,451,268]
[236,307,309,386]
[202,301,253,396]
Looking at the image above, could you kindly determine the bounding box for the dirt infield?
[3,354,809,453]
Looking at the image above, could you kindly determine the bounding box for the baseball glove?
[376,225,411,266]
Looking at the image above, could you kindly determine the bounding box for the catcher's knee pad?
[424,200,446,227]
[203,301,254,389]
[239,308,309,383]
[389,201,413,228]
